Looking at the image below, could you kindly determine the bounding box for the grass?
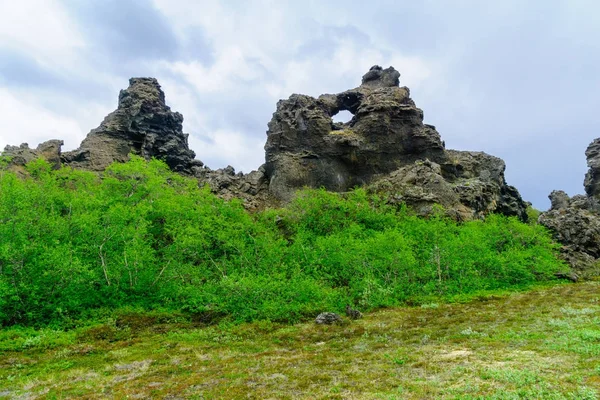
[1,282,599,399]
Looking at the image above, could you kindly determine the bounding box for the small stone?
[315,312,343,325]
[345,305,363,320]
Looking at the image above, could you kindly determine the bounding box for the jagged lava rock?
[62,78,203,173]
[539,140,600,276]
[584,138,600,198]
[197,164,271,210]
[265,65,527,220]
[2,77,270,209]
[3,140,63,171]
[539,192,600,275]
[265,66,445,201]
[2,68,525,218]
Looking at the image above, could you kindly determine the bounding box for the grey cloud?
[63,0,181,63]
[416,3,600,208]
[295,24,371,59]
[0,49,63,88]
[0,48,116,111]
[180,26,215,65]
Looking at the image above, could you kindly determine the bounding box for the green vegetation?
[1,282,598,398]
[0,156,567,328]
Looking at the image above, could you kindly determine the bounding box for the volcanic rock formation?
[584,138,600,198]
[61,78,203,174]
[2,65,527,219]
[264,65,527,220]
[1,78,269,208]
[539,139,600,276]
[3,140,63,172]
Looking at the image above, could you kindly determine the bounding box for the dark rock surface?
[265,65,527,220]
[198,165,271,210]
[3,140,63,172]
[539,140,600,276]
[2,67,527,219]
[61,78,203,174]
[1,77,271,209]
[584,138,600,198]
[368,151,527,220]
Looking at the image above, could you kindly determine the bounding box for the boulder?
[197,165,271,210]
[315,312,343,325]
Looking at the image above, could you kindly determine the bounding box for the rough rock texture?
[2,68,527,219]
[198,165,271,210]
[3,140,63,171]
[584,138,600,198]
[539,193,600,276]
[1,77,271,209]
[62,78,203,174]
[315,312,343,325]
[539,140,600,276]
[265,65,527,220]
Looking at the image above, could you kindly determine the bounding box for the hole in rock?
[332,110,354,124]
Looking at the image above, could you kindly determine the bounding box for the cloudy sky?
[1,0,598,209]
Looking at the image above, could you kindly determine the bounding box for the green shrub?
[0,157,568,327]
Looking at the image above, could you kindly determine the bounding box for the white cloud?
[162,46,266,94]
[0,0,85,69]
[0,88,82,150]
[274,42,434,98]
[188,129,265,173]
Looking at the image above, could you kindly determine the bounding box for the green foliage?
[0,157,568,327]
[526,205,542,224]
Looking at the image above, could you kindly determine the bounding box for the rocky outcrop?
[584,138,600,198]
[197,165,271,210]
[2,67,527,218]
[539,140,600,276]
[62,78,203,174]
[2,140,63,172]
[265,66,444,200]
[1,78,270,209]
[265,65,527,220]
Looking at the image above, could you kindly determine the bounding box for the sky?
[0,0,599,209]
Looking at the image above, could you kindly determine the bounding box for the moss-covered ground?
[1,282,598,399]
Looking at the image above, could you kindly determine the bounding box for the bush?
[0,158,568,327]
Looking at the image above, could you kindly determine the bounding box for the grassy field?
[1,282,599,399]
